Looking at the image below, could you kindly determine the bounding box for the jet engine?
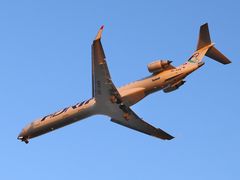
[147,60,172,74]
[163,80,186,93]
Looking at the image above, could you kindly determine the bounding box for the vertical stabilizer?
[197,23,211,50]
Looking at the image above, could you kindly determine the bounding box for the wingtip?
[201,22,208,28]
[156,128,175,140]
[168,135,175,140]
[95,25,104,40]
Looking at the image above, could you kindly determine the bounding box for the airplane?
[18,23,231,144]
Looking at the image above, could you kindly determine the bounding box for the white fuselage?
[18,61,203,142]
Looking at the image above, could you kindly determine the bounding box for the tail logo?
[188,52,199,63]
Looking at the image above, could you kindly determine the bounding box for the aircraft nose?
[17,129,26,140]
[17,127,30,143]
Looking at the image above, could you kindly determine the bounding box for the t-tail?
[188,23,231,64]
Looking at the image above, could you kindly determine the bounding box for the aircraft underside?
[18,23,231,143]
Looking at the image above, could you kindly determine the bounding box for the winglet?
[95,25,104,40]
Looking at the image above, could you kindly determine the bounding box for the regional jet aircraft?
[18,23,231,143]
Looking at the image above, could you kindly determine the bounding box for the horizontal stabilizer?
[206,46,231,64]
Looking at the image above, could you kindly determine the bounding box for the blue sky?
[1,0,240,179]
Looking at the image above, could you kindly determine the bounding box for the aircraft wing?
[111,104,174,140]
[91,26,121,102]
[91,26,174,140]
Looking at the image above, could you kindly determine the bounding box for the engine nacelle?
[163,81,186,93]
[147,60,172,74]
